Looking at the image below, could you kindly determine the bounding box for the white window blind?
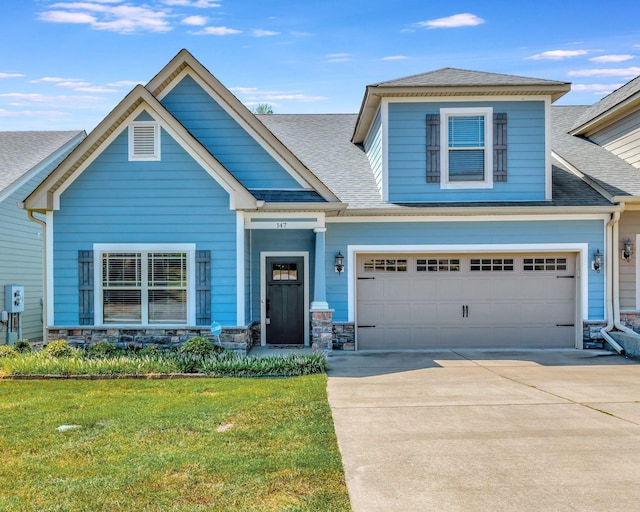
[447,115,485,182]
[101,251,187,324]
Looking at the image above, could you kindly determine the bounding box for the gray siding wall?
[590,110,640,169]
[0,176,44,341]
[619,211,640,311]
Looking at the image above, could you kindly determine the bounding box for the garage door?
[356,253,576,349]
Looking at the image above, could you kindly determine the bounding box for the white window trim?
[93,243,196,327]
[128,121,161,161]
[440,107,493,190]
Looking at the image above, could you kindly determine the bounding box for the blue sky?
[1,0,639,131]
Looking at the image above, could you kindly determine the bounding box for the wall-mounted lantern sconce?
[622,239,634,262]
[592,249,602,273]
[335,251,344,274]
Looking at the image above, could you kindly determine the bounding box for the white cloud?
[38,2,173,33]
[382,55,408,61]
[568,67,640,77]
[0,92,103,104]
[231,87,328,103]
[418,13,485,29]
[30,76,85,83]
[107,80,143,87]
[0,108,70,119]
[527,49,589,60]
[252,29,279,37]
[327,53,352,63]
[572,83,623,94]
[163,0,220,7]
[182,15,208,26]
[0,72,24,78]
[589,54,635,63]
[196,26,242,35]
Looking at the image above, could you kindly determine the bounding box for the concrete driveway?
[327,349,640,512]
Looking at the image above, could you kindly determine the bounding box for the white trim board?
[259,251,309,346]
[327,213,611,223]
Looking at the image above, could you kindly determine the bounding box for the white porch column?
[311,227,329,310]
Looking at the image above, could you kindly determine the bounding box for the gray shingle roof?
[258,114,385,208]
[570,75,640,132]
[373,68,570,88]
[0,131,84,196]
[551,106,640,197]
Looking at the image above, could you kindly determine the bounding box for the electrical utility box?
[4,285,25,313]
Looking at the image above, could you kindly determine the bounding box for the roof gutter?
[599,204,635,355]
[332,205,620,218]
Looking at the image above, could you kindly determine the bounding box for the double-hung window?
[96,245,195,325]
[440,107,493,189]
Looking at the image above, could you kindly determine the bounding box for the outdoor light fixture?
[622,239,634,261]
[335,251,344,274]
[592,249,602,273]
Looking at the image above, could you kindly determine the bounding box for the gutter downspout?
[600,208,626,354]
[612,205,640,338]
[27,210,47,345]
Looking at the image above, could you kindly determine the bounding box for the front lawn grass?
[0,376,351,511]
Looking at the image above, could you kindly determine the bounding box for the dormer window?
[129,122,160,161]
[426,109,507,189]
[441,107,492,189]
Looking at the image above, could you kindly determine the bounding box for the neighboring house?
[552,75,640,353]
[0,131,85,343]
[22,49,640,352]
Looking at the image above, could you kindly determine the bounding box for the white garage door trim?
[347,243,589,348]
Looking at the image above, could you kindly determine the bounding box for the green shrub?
[179,336,223,357]
[0,345,18,358]
[13,339,33,353]
[139,344,160,356]
[86,341,117,359]
[42,339,77,358]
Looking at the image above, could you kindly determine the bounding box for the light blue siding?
[248,230,315,323]
[53,127,238,326]
[388,101,547,202]
[364,109,383,193]
[325,219,605,321]
[161,75,302,190]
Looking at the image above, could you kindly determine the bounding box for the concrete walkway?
[327,349,640,512]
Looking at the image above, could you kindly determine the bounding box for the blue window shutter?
[78,250,94,325]
[493,113,507,182]
[426,114,440,183]
[196,250,211,325]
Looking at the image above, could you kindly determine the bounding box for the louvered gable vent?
[129,122,160,161]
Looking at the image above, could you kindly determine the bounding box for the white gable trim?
[155,67,313,190]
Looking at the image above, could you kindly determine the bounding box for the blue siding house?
[24,49,639,352]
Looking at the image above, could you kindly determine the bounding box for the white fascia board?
[327,213,611,223]
[346,242,590,323]
[155,67,314,191]
[382,94,552,104]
